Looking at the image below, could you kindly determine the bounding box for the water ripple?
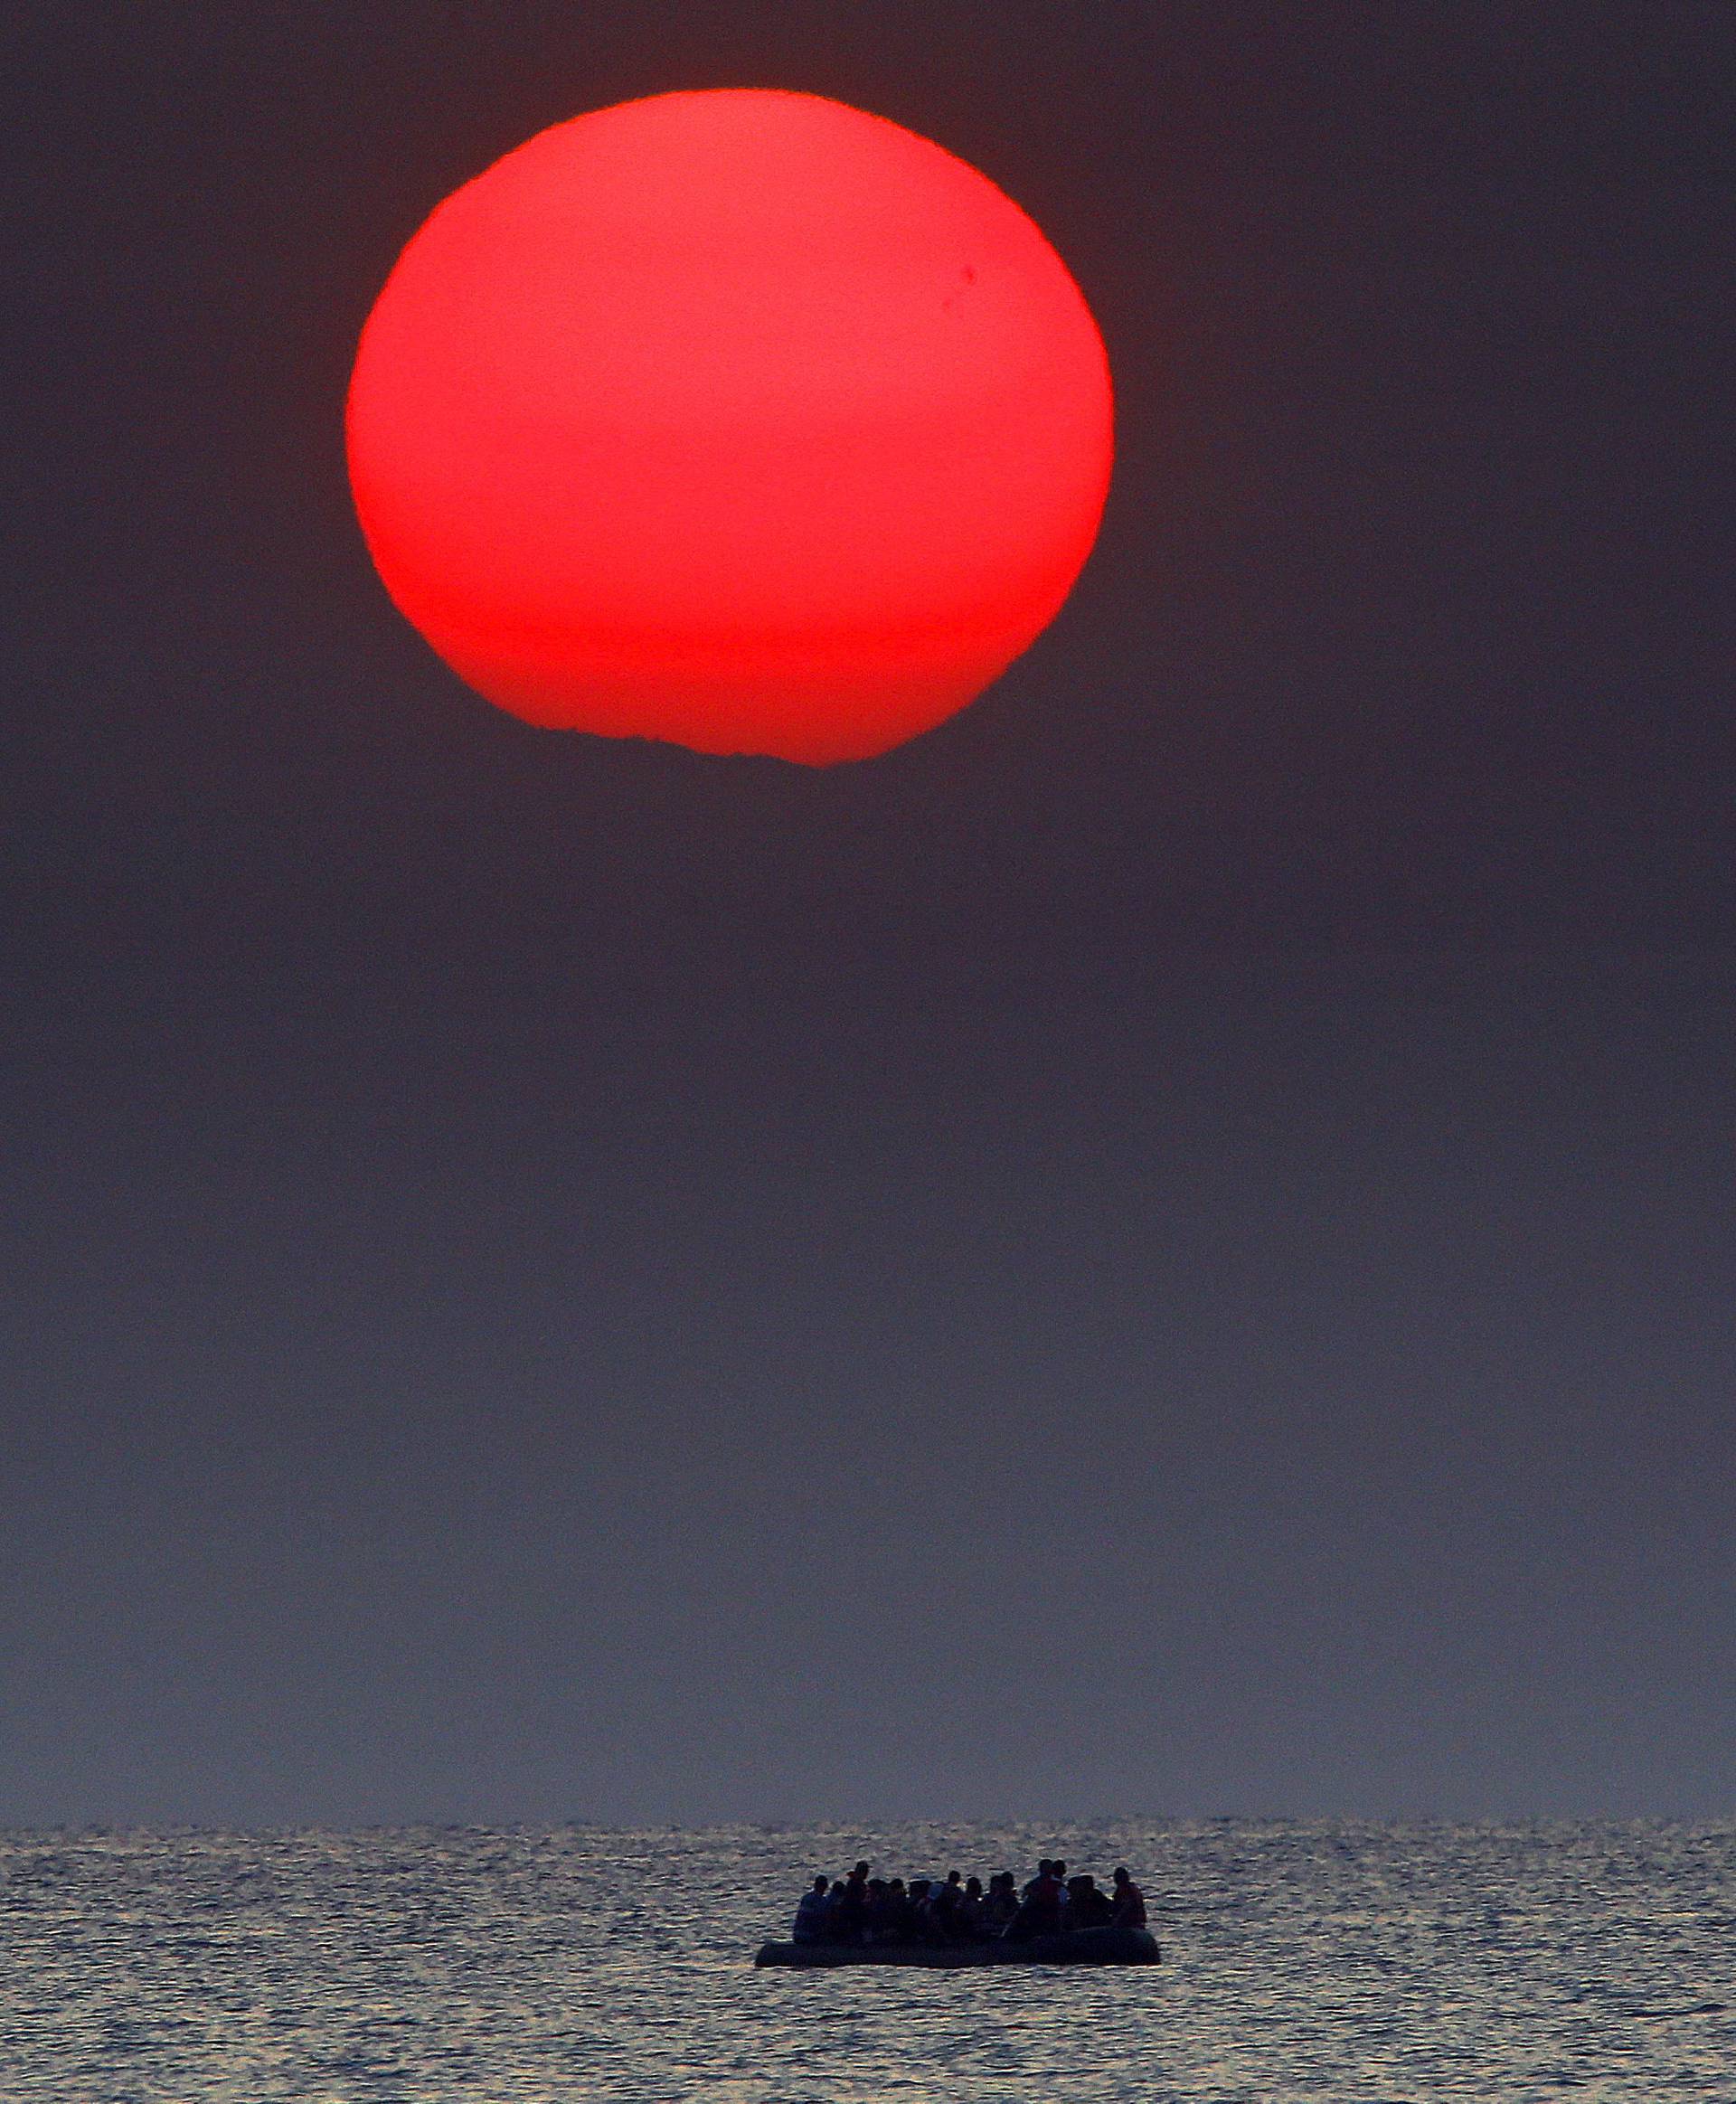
[0,1822,1731,2099]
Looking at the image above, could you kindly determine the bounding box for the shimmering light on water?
[1,1821,1730,2099]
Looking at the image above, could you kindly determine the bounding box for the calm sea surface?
[1,1821,1731,2100]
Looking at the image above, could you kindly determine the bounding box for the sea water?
[1,1821,1730,2100]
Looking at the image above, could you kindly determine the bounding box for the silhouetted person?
[1008,1861,1064,1940]
[1067,1873,1113,1929]
[793,1875,830,1942]
[958,1874,986,1939]
[837,1862,871,1941]
[1110,1865,1147,1929]
[984,1872,1019,1933]
[927,1870,966,1940]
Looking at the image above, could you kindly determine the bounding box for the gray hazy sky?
[4,0,1731,1823]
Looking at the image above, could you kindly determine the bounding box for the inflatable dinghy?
[755,1926,1159,1968]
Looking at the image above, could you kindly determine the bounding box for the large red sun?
[346,90,1114,764]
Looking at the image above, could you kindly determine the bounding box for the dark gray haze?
[4,2,1731,1822]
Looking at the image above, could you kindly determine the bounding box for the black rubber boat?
[755,1926,1160,1968]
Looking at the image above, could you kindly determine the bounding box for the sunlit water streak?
[0,1822,1730,2099]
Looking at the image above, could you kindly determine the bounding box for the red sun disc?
[346,90,1114,764]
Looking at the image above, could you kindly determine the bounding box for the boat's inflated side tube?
[754,1926,1160,1968]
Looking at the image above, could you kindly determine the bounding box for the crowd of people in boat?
[789,1858,1147,1947]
